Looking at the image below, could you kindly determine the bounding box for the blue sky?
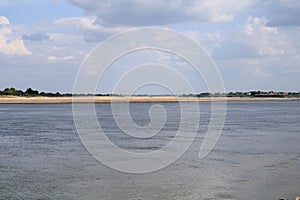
[0,0,299,93]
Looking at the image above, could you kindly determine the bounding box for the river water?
[0,100,300,199]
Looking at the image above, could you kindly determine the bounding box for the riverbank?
[0,96,299,104]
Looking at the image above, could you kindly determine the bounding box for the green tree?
[25,88,39,96]
[2,87,22,96]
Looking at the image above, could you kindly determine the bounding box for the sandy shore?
[0,96,298,104]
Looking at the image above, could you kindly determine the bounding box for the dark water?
[0,101,300,200]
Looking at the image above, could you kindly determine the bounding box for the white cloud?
[54,16,130,42]
[22,31,92,63]
[63,0,258,26]
[213,16,293,59]
[54,16,99,31]
[47,55,74,61]
[184,30,223,55]
[209,15,300,84]
[0,16,31,56]
[48,32,93,58]
[243,17,285,57]
[60,0,300,28]
[0,16,9,25]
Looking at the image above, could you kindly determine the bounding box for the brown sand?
[0,96,297,104]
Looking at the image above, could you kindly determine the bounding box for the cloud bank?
[63,0,257,26]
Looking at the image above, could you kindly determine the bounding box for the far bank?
[0,96,299,104]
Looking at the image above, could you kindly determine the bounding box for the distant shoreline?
[0,96,299,104]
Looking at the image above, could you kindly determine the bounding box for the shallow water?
[0,101,300,199]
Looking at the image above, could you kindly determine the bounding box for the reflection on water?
[0,101,300,199]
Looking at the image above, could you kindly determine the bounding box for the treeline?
[183,91,300,98]
[0,87,119,97]
[0,88,68,97]
[1,87,300,98]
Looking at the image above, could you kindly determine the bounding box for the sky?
[0,0,299,94]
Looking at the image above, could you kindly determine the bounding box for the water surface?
[0,101,300,199]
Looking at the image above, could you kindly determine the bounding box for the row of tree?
[0,88,65,97]
[184,91,300,98]
[1,87,300,98]
[0,88,116,97]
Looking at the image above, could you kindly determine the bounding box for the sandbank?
[0,96,298,104]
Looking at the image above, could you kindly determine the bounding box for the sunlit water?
[0,101,300,199]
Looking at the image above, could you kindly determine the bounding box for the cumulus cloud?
[210,15,300,82]
[213,16,290,59]
[0,16,31,56]
[22,31,50,41]
[63,0,258,26]
[55,0,259,42]
[0,16,9,25]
